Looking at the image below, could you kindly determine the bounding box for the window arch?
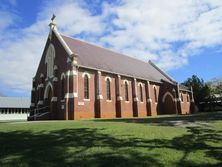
[139,84,143,102]
[45,44,55,78]
[106,78,111,100]
[60,73,66,100]
[84,74,89,99]
[61,78,65,99]
[154,87,158,102]
[181,93,183,102]
[125,81,129,101]
[187,94,190,102]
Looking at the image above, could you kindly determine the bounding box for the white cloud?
[99,0,222,70]
[0,0,104,96]
[1,0,222,96]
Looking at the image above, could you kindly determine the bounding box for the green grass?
[0,112,222,167]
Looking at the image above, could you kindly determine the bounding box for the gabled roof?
[0,97,30,108]
[61,34,175,83]
[179,84,191,92]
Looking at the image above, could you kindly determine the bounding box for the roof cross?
[51,14,56,22]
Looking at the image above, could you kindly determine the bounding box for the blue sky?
[0,0,222,97]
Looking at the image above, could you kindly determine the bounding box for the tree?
[182,75,210,107]
[207,78,222,95]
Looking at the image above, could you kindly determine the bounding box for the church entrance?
[44,82,53,114]
[46,87,52,113]
[163,92,176,114]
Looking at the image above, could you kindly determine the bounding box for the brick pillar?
[65,55,78,120]
[116,75,123,117]
[190,86,195,113]
[172,88,178,115]
[133,78,139,117]
[176,83,182,114]
[95,71,103,118]
[51,76,58,119]
[60,75,66,120]
[37,76,44,113]
[146,81,152,116]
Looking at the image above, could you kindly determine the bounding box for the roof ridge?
[148,60,176,84]
[60,34,151,65]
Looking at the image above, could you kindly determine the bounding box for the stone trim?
[53,77,58,82]
[82,72,91,78]
[123,80,129,85]
[83,98,90,101]
[65,93,78,98]
[54,65,58,70]
[51,97,57,102]
[52,26,74,57]
[133,97,139,102]
[147,98,152,102]
[66,70,77,76]
[37,100,43,105]
[60,73,66,80]
[105,76,112,82]
[97,94,103,99]
[40,73,44,78]
[117,96,123,101]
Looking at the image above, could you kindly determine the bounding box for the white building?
[0,97,30,121]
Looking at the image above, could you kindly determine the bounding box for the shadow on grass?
[0,128,163,167]
[94,111,222,127]
[0,125,221,166]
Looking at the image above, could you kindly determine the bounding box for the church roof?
[61,34,176,83]
[179,85,191,92]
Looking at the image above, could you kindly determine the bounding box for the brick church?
[29,16,195,120]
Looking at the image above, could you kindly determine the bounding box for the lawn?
[0,112,221,167]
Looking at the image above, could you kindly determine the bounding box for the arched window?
[106,79,111,100]
[45,44,55,78]
[61,78,65,99]
[84,74,89,99]
[139,84,143,102]
[125,82,129,101]
[187,94,190,102]
[181,93,183,102]
[154,87,158,102]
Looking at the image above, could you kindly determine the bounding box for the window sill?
[106,100,112,102]
[83,99,90,101]
[125,101,130,103]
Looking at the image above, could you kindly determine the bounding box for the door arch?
[44,82,53,113]
[162,92,176,114]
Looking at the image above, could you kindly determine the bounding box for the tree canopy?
[182,75,210,106]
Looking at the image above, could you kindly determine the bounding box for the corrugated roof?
[61,35,174,83]
[0,97,30,108]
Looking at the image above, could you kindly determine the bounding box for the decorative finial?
[51,14,56,22]
[49,14,56,29]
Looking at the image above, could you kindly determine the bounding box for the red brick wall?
[137,80,148,117]
[74,69,96,119]
[149,82,160,116]
[120,77,133,118]
[99,73,116,118]
[32,31,70,120]
[180,91,191,114]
